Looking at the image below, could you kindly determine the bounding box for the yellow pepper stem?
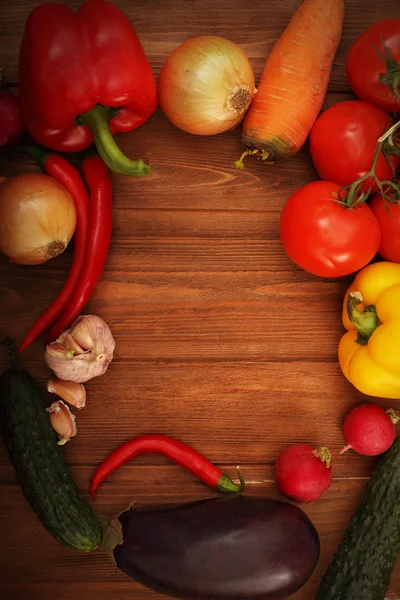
[347,291,381,346]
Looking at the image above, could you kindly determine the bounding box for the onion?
[158,36,256,135]
[0,173,76,265]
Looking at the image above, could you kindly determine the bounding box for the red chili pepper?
[47,155,113,342]
[90,434,245,498]
[19,148,90,353]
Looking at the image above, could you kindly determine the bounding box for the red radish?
[274,443,332,503]
[341,403,400,457]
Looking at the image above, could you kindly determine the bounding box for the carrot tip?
[234,149,252,170]
[234,159,245,170]
[234,148,273,170]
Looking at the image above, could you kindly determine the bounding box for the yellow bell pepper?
[339,261,400,399]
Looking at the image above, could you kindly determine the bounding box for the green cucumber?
[0,338,102,552]
[316,438,400,599]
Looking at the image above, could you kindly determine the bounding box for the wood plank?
[1,0,400,87]
[1,0,400,598]
[0,359,377,473]
[1,263,350,360]
[1,94,353,205]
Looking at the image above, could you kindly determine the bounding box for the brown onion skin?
[158,36,255,136]
[113,495,320,600]
[0,173,76,265]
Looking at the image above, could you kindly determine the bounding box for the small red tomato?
[279,181,381,278]
[341,404,398,457]
[347,18,400,113]
[275,444,333,503]
[0,91,25,149]
[370,191,400,262]
[309,101,398,193]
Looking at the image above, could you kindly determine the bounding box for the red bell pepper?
[18,0,157,177]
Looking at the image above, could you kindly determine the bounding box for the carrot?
[235,0,344,168]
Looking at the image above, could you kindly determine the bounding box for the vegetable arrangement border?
[1,1,400,600]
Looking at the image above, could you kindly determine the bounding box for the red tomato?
[279,181,381,278]
[347,18,400,113]
[370,192,400,262]
[309,101,398,193]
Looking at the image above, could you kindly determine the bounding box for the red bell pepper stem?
[82,105,152,177]
[19,147,90,353]
[90,434,245,499]
[47,155,113,342]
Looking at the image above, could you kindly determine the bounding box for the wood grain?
[1,0,400,88]
[1,0,400,599]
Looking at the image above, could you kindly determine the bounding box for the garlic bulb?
[46,400,77,445]
[45,315,115,383]
[47,377,86,409]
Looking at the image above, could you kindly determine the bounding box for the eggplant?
[107,495,320,600]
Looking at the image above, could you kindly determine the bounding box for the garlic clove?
[69,318,95,351]
[58,330,87,355]
[47,377,86,410]
[46,342,75,360]
[46,400,77,444]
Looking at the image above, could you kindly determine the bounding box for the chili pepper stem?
[347,291,381,345]
[22,145,50,169]
[82,105,152,177]
[217,466,245,493]
[237,465,246,490]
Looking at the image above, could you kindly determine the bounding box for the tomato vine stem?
[339,119,400,208]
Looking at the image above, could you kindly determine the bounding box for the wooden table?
[1,1,400,598]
